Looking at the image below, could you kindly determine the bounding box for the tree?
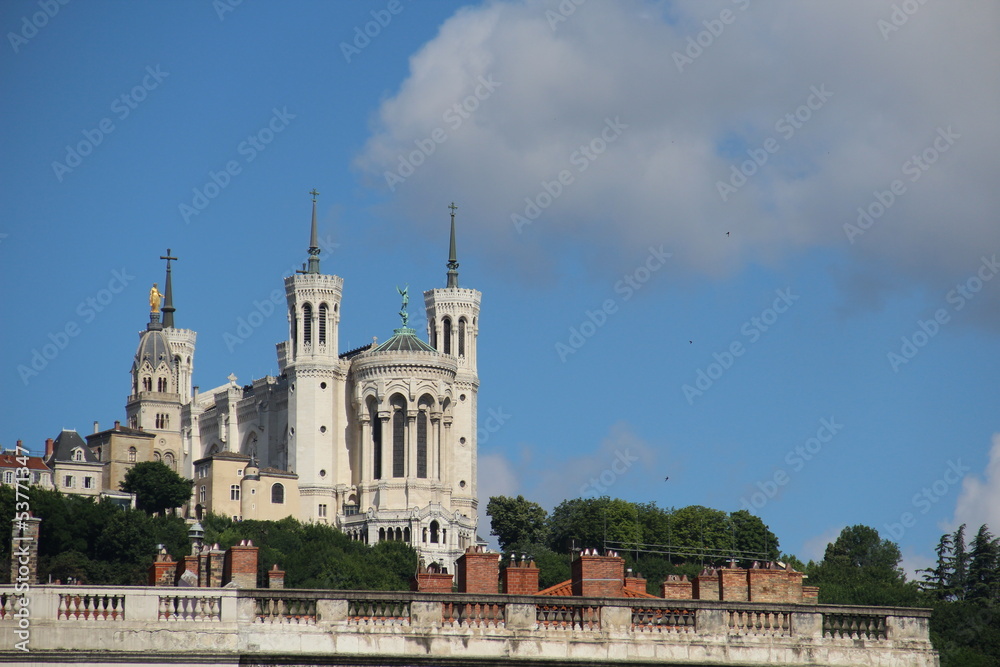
[120,461,193,515]
[806,525,923,607]
[487,495,548,551]
[951,524,969,601]
[967,524,999,603]
[920,531,954,600]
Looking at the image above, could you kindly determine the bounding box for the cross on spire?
[159,249,178,328]
[310,188,320,202]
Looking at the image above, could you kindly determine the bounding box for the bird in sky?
[726,231,730,237]
[664,476,670,481]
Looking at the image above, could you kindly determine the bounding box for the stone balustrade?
[0,586,938,666]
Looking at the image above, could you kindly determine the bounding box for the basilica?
[76,195,480,572]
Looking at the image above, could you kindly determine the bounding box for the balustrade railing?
[58,592,126,621]
[822,612,887,640]
[536,603,600,631]
[632,606,696,633]
[255,596,317,624]
[728,609,791,636]
[347,598,411,625]
[159,594,221,622]
[443,601,505,628]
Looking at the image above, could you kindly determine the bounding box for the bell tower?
[283,190,344,518]
[424,202,481,522]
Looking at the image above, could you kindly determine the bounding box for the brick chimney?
[502,556,539,595]
[456,546,499,594]
[268,563,285,589]
[623,568,647,595]
[719,563,749,602]
[410,561,454,593]
[660,574,693,600]
[44,439,54,459]
[223,540,259,588]
[571,549,625,597]
[114,420,120,431]
[748,562,789,603]
[148,550,177,586]
[693,568,720,600]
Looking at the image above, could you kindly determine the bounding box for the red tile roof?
[536,579,659,598]
[0,452,50,471]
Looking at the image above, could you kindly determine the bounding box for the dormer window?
[72,448,84,462]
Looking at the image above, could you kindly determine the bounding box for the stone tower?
[124,252,189,473]
[423,203,481,525]
[281,190,345,520]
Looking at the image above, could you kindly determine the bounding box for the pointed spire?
[307,188,321,274]
[446,201,459,288]
[159,249,178,328]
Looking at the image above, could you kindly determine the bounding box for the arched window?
[164,452,175,470]
[368,397,381,480]
[290,308,297,355]
[391,395,406,478]
[379,527,386,542]
[430,325,437,350]
[442,317,452,354]
[73,449,84,462]
[319,304,328,345]
[430,520,440,544]
[142,376,152,392]
[154,451,162,462]
[128,447,137,463]
[302,303,313,345]
[404,527,410,543]
[271,483,284,504]
[458,318,467,357]
[417,396,432,479]
[174,355,181,393]
[157,377,168,392]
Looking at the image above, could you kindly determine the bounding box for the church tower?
[124,251,191,474]
[282,190,344,520]
[423,203,481,523]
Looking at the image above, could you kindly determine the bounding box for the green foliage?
[931,601,1000,667]
[487,495,548,550]
[120,461,193,515]
[806,525,925,607]
[0,485,189,585]
[545,497,779,566]
[201,513,416,590]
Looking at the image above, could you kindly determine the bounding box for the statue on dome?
[149,283,164,313]
[397,284,409,327]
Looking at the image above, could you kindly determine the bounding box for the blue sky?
[2,0,999,576]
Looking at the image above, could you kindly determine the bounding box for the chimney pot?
[93,421,99,434]
[114,421,120,430]
[44,438,54,458]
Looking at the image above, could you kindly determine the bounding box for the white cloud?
[949,434,1000,532]
[355,0,1000,320]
